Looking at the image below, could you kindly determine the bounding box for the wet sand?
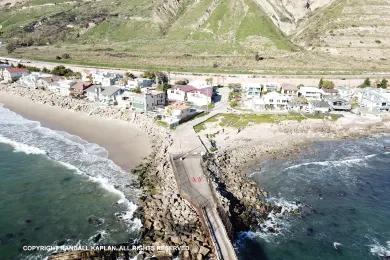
[0,92,151,171]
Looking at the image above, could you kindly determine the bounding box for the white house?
[281,83,299,96]
[91,72,121,87]
[298,86,324,100]
[125,89,166,112]
[250,92,290,111]
[48,80,77,96]
[2,67,29,82]
[168,85,213,106]
[18,72,53,89]
[163,102,198,127]
[126,78,154,89]
[264,83,281,92]
[18,73,40,88]
[243,83,263,99]
[360,89,390,112]
[85,85,123,104]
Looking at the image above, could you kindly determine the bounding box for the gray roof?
[100,86,121,97]
[312,100,330,108]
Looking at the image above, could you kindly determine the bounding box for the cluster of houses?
[1,64,389,126]
[0,66,215,127]
[243,82,390,113]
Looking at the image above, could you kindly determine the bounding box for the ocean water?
[238,135,390,260]
[0,105,141,259]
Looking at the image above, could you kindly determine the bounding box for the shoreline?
[1,82,390,259]
[0,92,151,172]
[0,84,215,259]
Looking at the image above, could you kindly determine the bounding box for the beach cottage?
[126,78,154,89]
[125,89,166,112]
[48,80,77,96]
[360,89,390,112]
[2,67,29,82]
[250,92,290,111]
[244,84,263,99]
[298,86,324,100]
[328,98,352,111]
[168,85,213,106]
[281,83,299,96]
[162,102,198,127]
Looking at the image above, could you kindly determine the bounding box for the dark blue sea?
[238,135,390,260]
[0,105,140,259]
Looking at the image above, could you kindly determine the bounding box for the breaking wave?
[0,105,141,232]
[0,135,47,155]
[284,153,384,170]
[369,240,390,258]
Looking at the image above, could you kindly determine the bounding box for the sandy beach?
[0,92,151,171]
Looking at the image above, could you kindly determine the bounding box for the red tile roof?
[6,67,29,74]
[174,85,213,97]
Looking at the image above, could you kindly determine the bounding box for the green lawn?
[193,113,342,132]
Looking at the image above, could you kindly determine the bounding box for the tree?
[6,42,16,53]
[359,78,371,88]
[62,53,71,59]
[41,67,51,73]
[319,78,335,89]
[133,87,142,94]
[125,72,136,79]
[157,83,171,92]
[377,78,388,89]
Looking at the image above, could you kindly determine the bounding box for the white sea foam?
[0,105,141,234]
[0,135,47,155]
[285,156,372,170]
[369,240,390,258]
[247,197,301,242]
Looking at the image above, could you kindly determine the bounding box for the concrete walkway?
[170,89,237,260]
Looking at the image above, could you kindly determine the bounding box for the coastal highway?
[1,56,389,88]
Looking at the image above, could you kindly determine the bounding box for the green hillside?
[1,0,389,74]
[0,0,294,54]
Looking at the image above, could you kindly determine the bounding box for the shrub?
[319,78,335,89]
[377,79,388,89]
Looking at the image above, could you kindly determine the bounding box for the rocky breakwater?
[133,132,213,259]
[0,84,213,259]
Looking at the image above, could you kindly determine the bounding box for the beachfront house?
[162,102,199,127]
[126,78,154,89]
[250,91,290,111]
[243,83,263,99]
[298,86,324,100]
[70,82,93,97]
[187,87,213,106]
[91,72,121,87]
[48,80,77,96]
[328,98,352,111]
[322,88,339,97]
[18,73,60,89]
[168,85,213,106]
[359,88,390,112]
[125,89,166,112]
[2,67,29,82]
[85,85,123,104]
[309,100,331,113]
[264,83,281,93]
[281,83,299,96]
[18,73,41,88]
